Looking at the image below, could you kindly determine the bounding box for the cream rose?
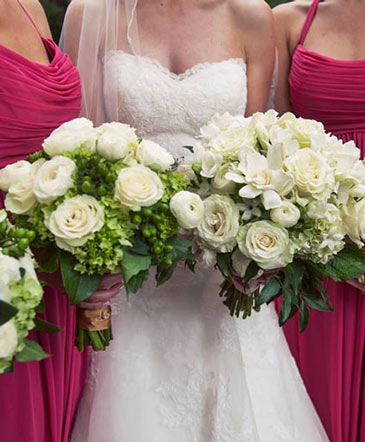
[279,113,324,148]
[0,161,31,192]
[212,162,239,193]
[136,139,175,172]
[45,195,104,251]
[114,165,164,211]
[0,322,17,359]
[270,200,301,228]
[285,148,335,200]
[43,118,98,157]
[97,122,138,161]
[5,174,36,215]
[197,194,240,252]
[169,191,204,230]
[33,156,76,204]
[237,220,294,270]
[343,199,365,247]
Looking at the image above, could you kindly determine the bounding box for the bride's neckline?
[106,50,246,80]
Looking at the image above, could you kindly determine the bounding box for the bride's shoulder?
[65,0,101,18]
[228,0,273,28]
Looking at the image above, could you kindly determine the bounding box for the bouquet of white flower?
[179,111,365,329]
[0,210,48,373]
[0,118,202,350]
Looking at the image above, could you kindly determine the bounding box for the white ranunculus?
[43,118,98,157]
[136,139,175,172]
[343,199,365,247]
[0,254,20,301]
[33,156,76,204]
[285,148,335,201]
[237,220,294,270]
[169,191,204,230]
[114,165,164,211]
[201,113,256,159]
[270,200,301,228]
[231,249,251,277]
[279,113,324,148]
[45,195,104,251]
[212,162,239,193]
[227,146,293,210]
[0,322,17,359]
[200,151,222,178]
[0,161,32,192]
[97,122,138,161]
[197,194,240,252]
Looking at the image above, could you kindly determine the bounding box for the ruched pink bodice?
[0,3,87,442]
[283,1,365,441]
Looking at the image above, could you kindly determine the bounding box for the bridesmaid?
[274,1,365,441]
[0,1,121,441]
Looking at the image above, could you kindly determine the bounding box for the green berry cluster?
[76,155,117,199]
[132,203,175,266]
[0,221,36,259]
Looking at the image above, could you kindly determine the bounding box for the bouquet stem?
[76,305,113,352]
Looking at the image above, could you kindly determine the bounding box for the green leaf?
[280,286,295,324]
[182,145,194,153]
[216,254,232,279]
[16,339,50,362]
[34,317,60,334]
[127,269,150,293]
[0,300,18,326]
[256,277,281,307]
[299,301,309,332]
[37,247,60,274]
[60,252,101,304]
[156,263,176,287]
[131,238,151,256]
[242,261,260,284]
[121,250,152,292]
[284,261,305,295]
[303,294,333,312]
[167,237,193,262]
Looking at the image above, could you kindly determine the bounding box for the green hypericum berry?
[0,221,8,235]
[105,173,115,184]
[156,222,165,232]
[97,186,107,197]
[163,257,173,266]
[149,226,157,236]
[142,226,152,238]
[18,238,30,250]
[132,214,143,224]
[158,202,169,212]
[153,245,162,254]
[81,180,93,193]
[1,248,10,255]
[141,208,153,218]
[164,245,173,253]
[152,214,162,222]
[26,231,36,242]
[83,176,92,183]
[78,158,88,170]
[15,228,28,238]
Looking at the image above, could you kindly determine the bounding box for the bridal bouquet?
[0,210,48,373]
[0,118,201,350]
[179,111,365,330]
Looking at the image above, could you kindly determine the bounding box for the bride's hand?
[78,273,124,310]
[346,275,365,293]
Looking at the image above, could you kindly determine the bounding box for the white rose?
[200,151,222,178]
[285,148,335,200]
[237,220,294,270]
[201,113,256,159]
[97,122,138,161]
[231,249,251,278]
[0,322,17,359]
[169,191,204,230]
[0,161,31,192]
[343,199,365,247]
[270,200,301,228]
[0,254,20,301]
[197,194,240,252]
[33,156,76,204]
[114,165,164,211]
[5,175,36,214]
[212,162,239,193]
[45,195,104,251]
[279,113,324,148]
[136,139,175,172]
[43,118,98,157]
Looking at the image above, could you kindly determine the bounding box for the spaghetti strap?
[299,0,321,45]
[16,0,43,38]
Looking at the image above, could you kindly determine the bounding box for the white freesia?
[0,210,7,222]
[97,122,138,161]
[231,249,251,278]
[0,322,17,359]
[285,148,335,201]
[0,161,31,192]
[279,113,324,148]
[237,220,294,270]
[169,191,204,229]
[237,199,262,221]
[18,254,38,282]
[201,113,255,159]
[33,156,76,204]
[114,165,164,211]
[227,146,293,210]
[136,139,174,172]
[200,151,222,178]
[343,199,365,247]
[212,162,239,193]
[197,195,239,252]
[45,195,104,251]
[43,118,98,157]
[250,109,278,149]
[270,200,301,228]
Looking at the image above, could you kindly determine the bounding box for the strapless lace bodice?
[103,51,247,157]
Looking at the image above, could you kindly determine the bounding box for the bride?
[63,1,329,440]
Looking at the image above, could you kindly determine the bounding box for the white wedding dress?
[72,52,329,442]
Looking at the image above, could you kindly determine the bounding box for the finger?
[100,273,124,290]
[86,286,122,304]
[79,301,107,310]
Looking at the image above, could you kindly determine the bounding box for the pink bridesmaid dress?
[282,0,365,440]
[0,2,87,441]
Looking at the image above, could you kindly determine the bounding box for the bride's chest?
[103,51,247,134]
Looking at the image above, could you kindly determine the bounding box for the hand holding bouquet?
[179,111,365,329]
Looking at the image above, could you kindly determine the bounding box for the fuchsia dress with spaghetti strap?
[0,2,87,441]
[283,1,365,440]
